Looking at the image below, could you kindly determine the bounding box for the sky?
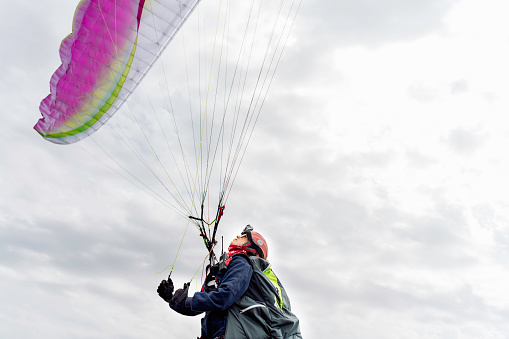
[2,0,509,338]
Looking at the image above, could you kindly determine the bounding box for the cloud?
[445,126,487,155]
[450,79,469,95]
[301,0,458,48]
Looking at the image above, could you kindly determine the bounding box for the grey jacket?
[224,256,302,339]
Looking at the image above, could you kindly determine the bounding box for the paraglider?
[36,0,303,336]
[35,0,301,277]
[158,225,303,338]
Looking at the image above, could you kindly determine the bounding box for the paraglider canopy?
[35,0,202,144]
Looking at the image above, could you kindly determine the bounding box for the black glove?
[170,282,190,306]
[157,276,174,303]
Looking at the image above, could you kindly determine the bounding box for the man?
[157,225,302,339]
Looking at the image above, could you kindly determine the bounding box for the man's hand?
[157,276,174,303]
[170,282,190,306]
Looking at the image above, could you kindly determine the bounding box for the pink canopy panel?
[35,0,200,144]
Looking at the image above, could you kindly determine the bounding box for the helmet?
[241,225,268,259]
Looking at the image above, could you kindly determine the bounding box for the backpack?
[224,256,302,339]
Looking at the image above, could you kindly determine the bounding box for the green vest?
[224,256,303,339]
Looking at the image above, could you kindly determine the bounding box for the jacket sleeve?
[169,301,203,316]
[189,255,253,312]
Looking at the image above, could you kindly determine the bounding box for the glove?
[157,276,174,303]
[170,282,190,306]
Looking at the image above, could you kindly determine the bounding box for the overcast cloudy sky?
[2,0,509,338]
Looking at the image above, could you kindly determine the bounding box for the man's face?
[230,233,248,247]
